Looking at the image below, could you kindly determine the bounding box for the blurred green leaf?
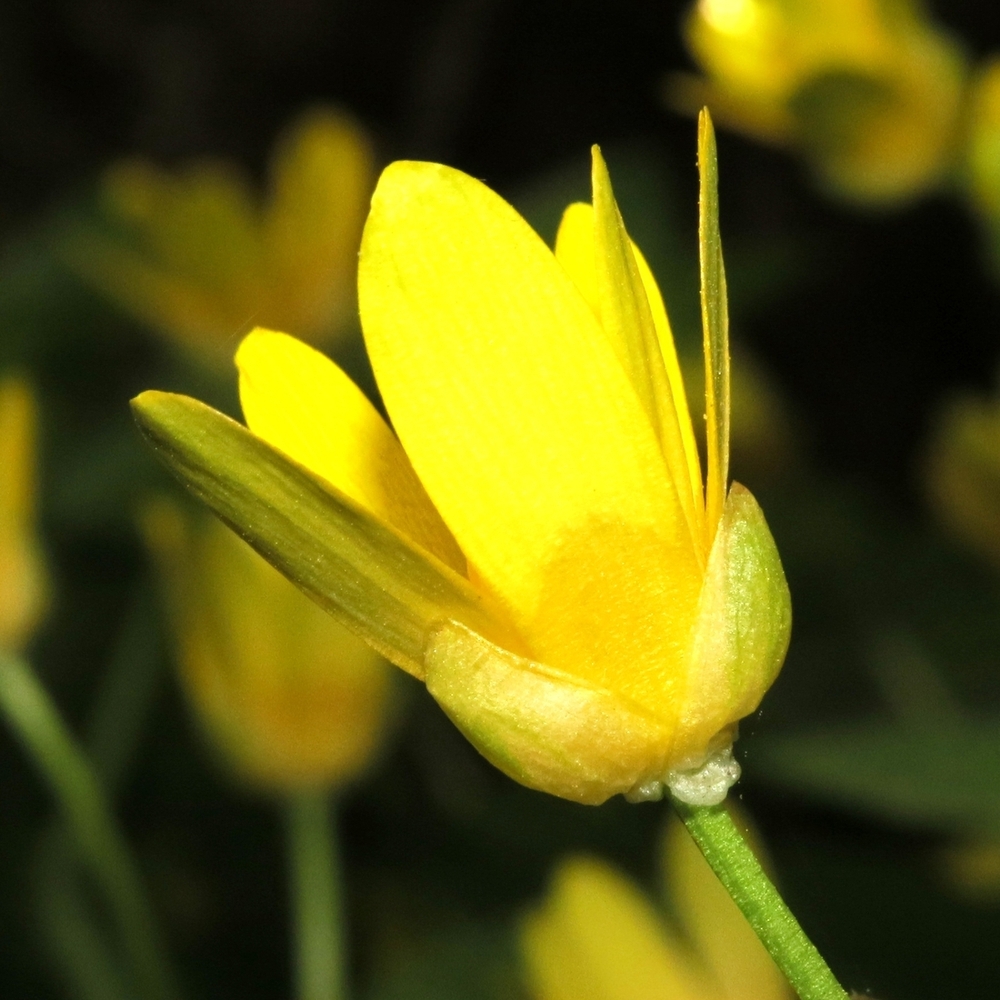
[747,717,1000,835]
[366,921,528,1000]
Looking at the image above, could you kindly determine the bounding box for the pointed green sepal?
[698,109,731,538]
[130,390,508,677]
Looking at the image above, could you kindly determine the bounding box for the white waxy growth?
[667,746,741,806]
[625,745,741,805]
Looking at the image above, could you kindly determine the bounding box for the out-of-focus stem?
[285,791,347,1000]
[0,650,180,1000]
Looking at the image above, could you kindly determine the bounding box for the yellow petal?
[591,149,705,558]
[521,855,722,1000]
[554,201,600,317]
[556,200,702,520]
[665,815,789,1000]
[630,241,704,528]
[237,328,465,573]
[359,161,702,715]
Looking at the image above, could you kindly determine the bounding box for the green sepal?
[681,483,792,750]
[424,621,671,806]
[698,108,730,532]
[130,390,506,678]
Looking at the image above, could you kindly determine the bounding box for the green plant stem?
[35,831,131,1000]
[33,586,167,1000]
[0,650,179,1000]
[285,791,347,1000]
[671,797,849,1000]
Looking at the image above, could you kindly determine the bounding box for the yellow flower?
[0,376,49,652]
[142,498,394,791]
[674,0,966,204]
[521,815,789,1000]
[132,114,790,806]
[924,388,1000,568]
[67,108,373,368]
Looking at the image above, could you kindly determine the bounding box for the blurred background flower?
[964,59,1000,276]
[0,376,49,653]
[521,812,787,1000]
[142,497,394,791]
[672,0,966,204]
[64,109,374,369]
[924,385,1000,568]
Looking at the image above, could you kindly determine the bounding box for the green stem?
[671,797,849,1000]
[33,587,167,1000]
[0,651,180,1000]
[285,791,347,1000]
[35,830,131,1000]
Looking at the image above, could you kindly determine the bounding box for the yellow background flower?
[924,389,1000,568]
[143,498,394,791]
[521,814,789,1000]
[68,108,373,368]
[675,0,966,203]
[0,376,49,652]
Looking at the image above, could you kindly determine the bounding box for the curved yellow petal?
[554,201,599,317]
[237,329,465,573]
[665,815,789,1000]
[522,855,722,1000]
[591,148,704,560]
[359,161,701,715]
[555,196,705,552]
[631,241,704,529]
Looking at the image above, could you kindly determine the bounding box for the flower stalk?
[285,792,347,1000]
[671,797,849,1000]
[0,651,180,1000]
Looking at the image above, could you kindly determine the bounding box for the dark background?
[4,2,1000,998]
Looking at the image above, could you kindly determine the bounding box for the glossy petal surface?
[359,160,701,713]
